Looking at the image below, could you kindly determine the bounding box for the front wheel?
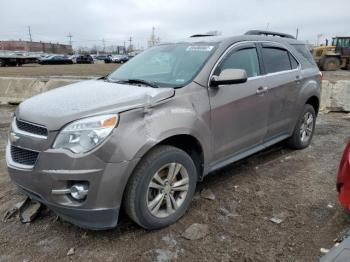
[287,104,316,149]
[124,145,197,230]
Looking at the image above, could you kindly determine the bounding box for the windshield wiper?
[124,79,159,88]
[107,78,159,88]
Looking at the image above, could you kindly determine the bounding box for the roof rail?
[190,34,216,38]
[244,30,296,39]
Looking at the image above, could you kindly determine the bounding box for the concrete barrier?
[321,80,350,112]
[0,76,349,112]
[0,77,81,104]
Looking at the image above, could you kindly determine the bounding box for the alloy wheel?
[300,112,314,143]
[147,162,189,218]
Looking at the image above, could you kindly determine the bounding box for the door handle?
[295,75,301,84]
[256,86,268,95]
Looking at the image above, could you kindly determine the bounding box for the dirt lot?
[0,67,350,261]
[0,63,120,78]
[0,104,349,261]
[323,70,350,82]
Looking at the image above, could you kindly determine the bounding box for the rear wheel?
[287,104,316,149]
[322,56,340,71]
[124,145,197,230]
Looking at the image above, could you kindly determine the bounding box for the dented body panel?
[6,34,321,229]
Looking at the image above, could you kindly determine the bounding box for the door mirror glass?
[211,69,247,87]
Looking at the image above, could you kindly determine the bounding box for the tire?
[287,104,316,149]
[322,57,340,71]
[124,145,197,230]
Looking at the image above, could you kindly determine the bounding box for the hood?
[16,80,175,130]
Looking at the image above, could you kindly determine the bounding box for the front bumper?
[6,142,139,230]
[17,184,120,230]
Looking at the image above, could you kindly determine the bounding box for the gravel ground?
[0,105,349,261]
[322,70,350,82]
[0,63,120,78]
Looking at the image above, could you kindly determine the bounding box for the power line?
[102,38,106,52]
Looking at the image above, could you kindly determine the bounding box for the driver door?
[209,43,269,164]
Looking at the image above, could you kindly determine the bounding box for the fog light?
[70,184,88,200]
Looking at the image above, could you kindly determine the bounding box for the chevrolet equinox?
[6,31,321,230]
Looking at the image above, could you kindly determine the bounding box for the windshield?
[107,43,217,87]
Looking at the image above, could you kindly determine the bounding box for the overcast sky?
[1,0,349,49]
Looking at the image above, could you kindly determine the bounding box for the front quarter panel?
[103,83,212,171]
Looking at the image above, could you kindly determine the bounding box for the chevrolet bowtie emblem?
[9,132,20,143]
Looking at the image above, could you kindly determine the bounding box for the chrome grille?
[10,146,39,166]
[16,118,48,137]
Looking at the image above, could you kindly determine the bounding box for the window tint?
[262,47,291,73]
[291,44,316,65]
[218,48,260,78]
[289,53,299,69]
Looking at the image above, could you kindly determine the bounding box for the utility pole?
[151,27,155,46]
[128,36,133,52]
[67,32,73,46]
[316,34,323,46]
[102,38,106,53]
[28,26,32,42]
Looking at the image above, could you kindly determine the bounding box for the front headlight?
[53,114,118,154]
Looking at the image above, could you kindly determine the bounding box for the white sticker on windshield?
[186,46,214,52]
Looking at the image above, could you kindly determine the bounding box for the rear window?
[291,44,316,65]
[262,47,291,73]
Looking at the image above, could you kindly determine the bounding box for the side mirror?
[210,69,248,87]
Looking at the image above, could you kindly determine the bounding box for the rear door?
[258,43,301,141]
[209,43,269,163]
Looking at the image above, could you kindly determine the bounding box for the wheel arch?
[157,134,205,181]
[305,96,320,116]
[133,133,205,181]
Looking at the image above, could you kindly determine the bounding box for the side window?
[217,48,260,78]
[262,47,291,73]
[339,38,350,48]
[291,44,316,65]
[289,53,299,69]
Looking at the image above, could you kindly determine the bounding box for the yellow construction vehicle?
[312,37,350,71]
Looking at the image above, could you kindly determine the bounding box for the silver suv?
[6,31,321,230]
